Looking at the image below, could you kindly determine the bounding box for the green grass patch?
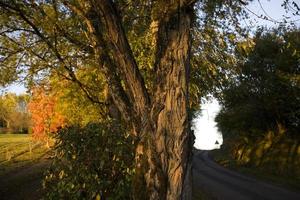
[0,134,49,175]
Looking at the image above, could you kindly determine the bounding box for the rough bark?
[133,2,194,200]
[69,0,195,199]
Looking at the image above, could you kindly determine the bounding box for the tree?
[0,93,30,133]
[28,85,65,143]
[0,0,251,199]
[215,29,300,175]
[0,93,16,130]
[216,28,300,139]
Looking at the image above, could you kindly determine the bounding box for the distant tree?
[0,93,15,130]
[0,93,30,133]
[28,85,65,143]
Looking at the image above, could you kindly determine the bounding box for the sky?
[192,99,223,150]
[1,83,27,95]
[1,0,299,149]
[245,0,300,28]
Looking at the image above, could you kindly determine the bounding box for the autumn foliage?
[28,86,65,142]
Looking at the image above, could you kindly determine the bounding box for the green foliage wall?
[216,28,300,177]
[216,28,300,139]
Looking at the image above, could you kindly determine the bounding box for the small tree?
[28,85,65,145]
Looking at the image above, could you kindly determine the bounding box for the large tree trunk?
[70,0,195,199]
[133,4,194,200]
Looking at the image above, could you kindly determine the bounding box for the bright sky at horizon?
[1,83,27,95]
[192,99,223,150]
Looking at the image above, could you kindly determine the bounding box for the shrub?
[44,122,135,200]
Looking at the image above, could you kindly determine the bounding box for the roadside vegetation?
[211,147,300,192]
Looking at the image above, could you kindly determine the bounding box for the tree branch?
[91,0,150,115]
[64,1,135,123]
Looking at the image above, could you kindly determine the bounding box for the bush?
[44,122,135,200]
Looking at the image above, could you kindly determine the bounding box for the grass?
[210,148,300,192]
[0,133,49,175]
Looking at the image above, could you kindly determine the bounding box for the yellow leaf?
[59,170,64,179]
[95,194,101,200]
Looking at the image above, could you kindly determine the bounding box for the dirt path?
[193,150,300,200]
[0,160,51,200]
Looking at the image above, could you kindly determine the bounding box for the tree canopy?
[0,0,248,111]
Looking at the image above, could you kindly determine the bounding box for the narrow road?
[193,150,300,200]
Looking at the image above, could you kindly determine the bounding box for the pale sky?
[192,99,223,150]
[1,83,27,95]
[245,0,300,28]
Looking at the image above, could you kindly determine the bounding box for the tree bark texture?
[136,3,193,200]
[75,0,195,199]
